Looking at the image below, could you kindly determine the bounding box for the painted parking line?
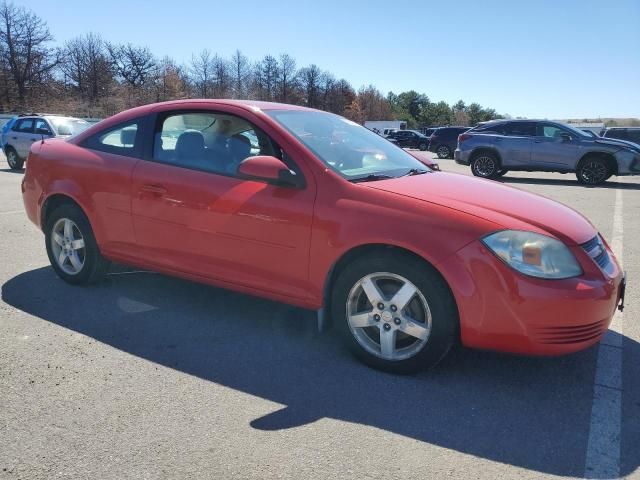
[0,210,23,215]
[584,188,624,479]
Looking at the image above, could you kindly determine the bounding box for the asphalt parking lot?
[1,152,639,479]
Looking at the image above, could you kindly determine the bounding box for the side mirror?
[238,155,302,188]
[36,128,51,136]
[560,133,572,142]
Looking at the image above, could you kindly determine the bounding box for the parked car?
[3,114,91,170]
[387,129,430,150]
[22,100,625,373]
[455,119,640,185]
[1,116,18,148]
[421,127,437,137]
[601,127,640,146]
[428,126,470,159]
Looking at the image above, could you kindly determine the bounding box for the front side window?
[34,119,53,135]
[153,111,276,176]
[267,110,430,181]
[539,124,565,139]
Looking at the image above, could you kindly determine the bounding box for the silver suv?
[454,120,640,185]
[3,114,90,170]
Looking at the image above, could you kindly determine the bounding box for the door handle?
[11,136,17,140]
[140,184,167,195]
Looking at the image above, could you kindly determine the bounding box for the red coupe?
[21,100,625,372]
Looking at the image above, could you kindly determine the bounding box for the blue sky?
[26,0,640,119]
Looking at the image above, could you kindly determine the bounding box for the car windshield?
[48,117,91,136]
[267,110,430,181]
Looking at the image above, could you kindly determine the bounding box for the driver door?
[531,123,579,170]
[130,108,317,302]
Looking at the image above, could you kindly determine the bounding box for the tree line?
[0,1,504,126]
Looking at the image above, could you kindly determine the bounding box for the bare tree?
[298,64,322,108]
[61,33,111,105]
[190,48,213,97]
[0,1,58,108]
[276,53,296,103]
[230,49,250,99]
[211,54,231,98]
[107,42,156,88]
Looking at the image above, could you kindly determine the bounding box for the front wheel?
[5,147,23,170]
[471,152,500,179]
[45,204,110,285]
[576,157,610,185]
[331,252,458,373]
[418,142,428,151]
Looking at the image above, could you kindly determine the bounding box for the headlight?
[482,230,582,279]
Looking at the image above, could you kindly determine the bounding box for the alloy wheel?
[437,146,450,159]
[473,156,497,177]
[6,150,17,169]
[580,160,608,185]
[346,272,432,361]
[51,218,86,275]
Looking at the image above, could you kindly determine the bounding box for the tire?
[331,251,458,374]
[436,145,451,159]
[45,203,109,285]
[576,156,610,186]
[5,147,23,170]
[418,142,428,151]
[471,152,500,179]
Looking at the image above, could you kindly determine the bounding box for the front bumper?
[440,239,624,356]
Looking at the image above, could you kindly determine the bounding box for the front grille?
[581,235,611,270]
[532,318,608,344]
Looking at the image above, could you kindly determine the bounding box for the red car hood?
[364,172,596,245]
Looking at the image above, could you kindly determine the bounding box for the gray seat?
[174,130,206,166]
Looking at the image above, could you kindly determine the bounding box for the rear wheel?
[418,142,428,151]
[576,156,610,185]
[471,152,500,179]
[45,204,109,285]
[436,145,451,159]
[331,252,458,373]
[5,147,23,170]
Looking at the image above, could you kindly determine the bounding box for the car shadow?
[0,167,24,174]
[499,176,640,190]
[2,266,638,478]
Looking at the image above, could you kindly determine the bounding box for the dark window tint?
[14,118,35,133]
[604,129,626,140]
[625,130,640,144]
[475,123,506,134]
[504,122,536,137]
[83,120,141,157]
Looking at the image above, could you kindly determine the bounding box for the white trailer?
[364,120,407,136]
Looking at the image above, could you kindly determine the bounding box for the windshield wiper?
[401,168,429,177]
[349,173,396,183]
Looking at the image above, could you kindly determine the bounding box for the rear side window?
[504,122,536,137]
[83,120,141,157]
[14,118,34,133]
